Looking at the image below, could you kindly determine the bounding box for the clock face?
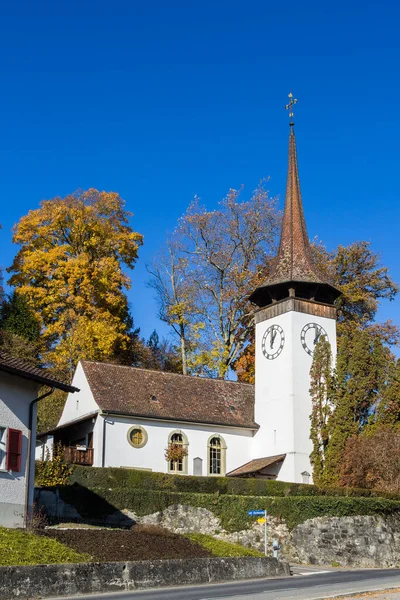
[301,323,328,356]
[262,324,285,360]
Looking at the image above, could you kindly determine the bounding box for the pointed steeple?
[270,126,325,285]
[250,101,340,308]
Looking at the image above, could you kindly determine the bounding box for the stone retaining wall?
[0,557,290,599]
[35,490,400,568]
[293,515,400,568]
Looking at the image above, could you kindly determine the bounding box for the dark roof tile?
[82,361,257,429]
[0,352,78,393]
[226,454,286,477]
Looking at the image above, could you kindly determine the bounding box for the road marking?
[294,570,331,576]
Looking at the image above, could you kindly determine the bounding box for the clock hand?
[314,327,321,345]
[270,330,277,349]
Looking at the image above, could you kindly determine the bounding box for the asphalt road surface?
[52,568,400,600]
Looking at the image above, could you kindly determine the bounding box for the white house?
[0,352,78,527]
[37,121,340,484]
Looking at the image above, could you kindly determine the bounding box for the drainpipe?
[101,411,109,468]
[25,386,55,526]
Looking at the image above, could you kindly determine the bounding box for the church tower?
[250,96,341,483]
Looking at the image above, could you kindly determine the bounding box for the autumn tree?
[147,239,193,374]
[149,183,280,378]
[309,337,333,485]
[140,329,182,373]
[313,240,399,341]
[340,428,400,492]
[8,189,143,376]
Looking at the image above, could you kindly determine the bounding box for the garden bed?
[40,525,212,562]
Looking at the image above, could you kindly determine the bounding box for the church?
[37,106,340,484]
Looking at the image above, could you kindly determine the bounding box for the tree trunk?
[180,325,188,376]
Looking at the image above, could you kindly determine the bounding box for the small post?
[264,509,267,556]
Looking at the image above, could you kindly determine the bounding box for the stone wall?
[35,490,400,568]
[0,557,289,599]
[292,515,400,568]
[125,505,400,567]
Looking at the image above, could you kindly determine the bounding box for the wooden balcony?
[65,446,94,466]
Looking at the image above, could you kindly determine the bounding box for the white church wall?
[253,310,294,460]
[100,414,254,476]
[253,307,336,484]
[58,362,98,427]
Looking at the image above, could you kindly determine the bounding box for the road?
[52,568,400,600]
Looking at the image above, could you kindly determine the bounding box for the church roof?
[226,454,286,477]
[81,361,257,429]
[249,125,340,306]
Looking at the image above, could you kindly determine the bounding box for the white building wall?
[35,435,54,461]
[100,414,254,476]
[0,372,39,527]
[253,308,337,483]
[58,362,98,426]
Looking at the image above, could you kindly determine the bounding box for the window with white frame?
[167,431,188,474]
[0,427,7,470]
[208,435,226,476]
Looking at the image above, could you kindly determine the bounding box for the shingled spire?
[250,106,340,308]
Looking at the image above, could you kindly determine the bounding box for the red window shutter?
[6,429,22,472]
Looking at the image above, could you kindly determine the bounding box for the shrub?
[165,443,188,462]
[56,486,400,531]
[35,443,73,487]
[58,465,400,500]
[340,429,400,492]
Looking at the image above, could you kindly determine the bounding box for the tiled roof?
[0,352,79,393]
[38,411,99,437]
[268,128,327,286]
[226,454,286,477]
[81,361,257,429]
[250,127,340,305]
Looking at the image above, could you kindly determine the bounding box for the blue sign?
[248,509,265,516]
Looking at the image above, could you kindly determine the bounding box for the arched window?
[208,435,226,476]
[167,431,188,474]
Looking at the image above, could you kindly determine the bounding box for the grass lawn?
[0,527,91,566]
[186,533,264,557]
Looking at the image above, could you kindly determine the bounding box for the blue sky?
[0,1,399,345]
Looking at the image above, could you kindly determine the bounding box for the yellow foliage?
[8,189,143,375]
[36,443,73,487]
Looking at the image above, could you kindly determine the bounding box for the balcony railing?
[64,446,94,466]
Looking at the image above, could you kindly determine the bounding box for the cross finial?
[285,92,298,126]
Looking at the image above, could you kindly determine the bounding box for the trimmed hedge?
[46,464,400,500]
[56,485,400,531]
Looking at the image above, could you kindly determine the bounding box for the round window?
[127,426,148,448]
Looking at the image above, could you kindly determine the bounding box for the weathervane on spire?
[285,92,297,126]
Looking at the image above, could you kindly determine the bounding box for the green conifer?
[309,336,333,485]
